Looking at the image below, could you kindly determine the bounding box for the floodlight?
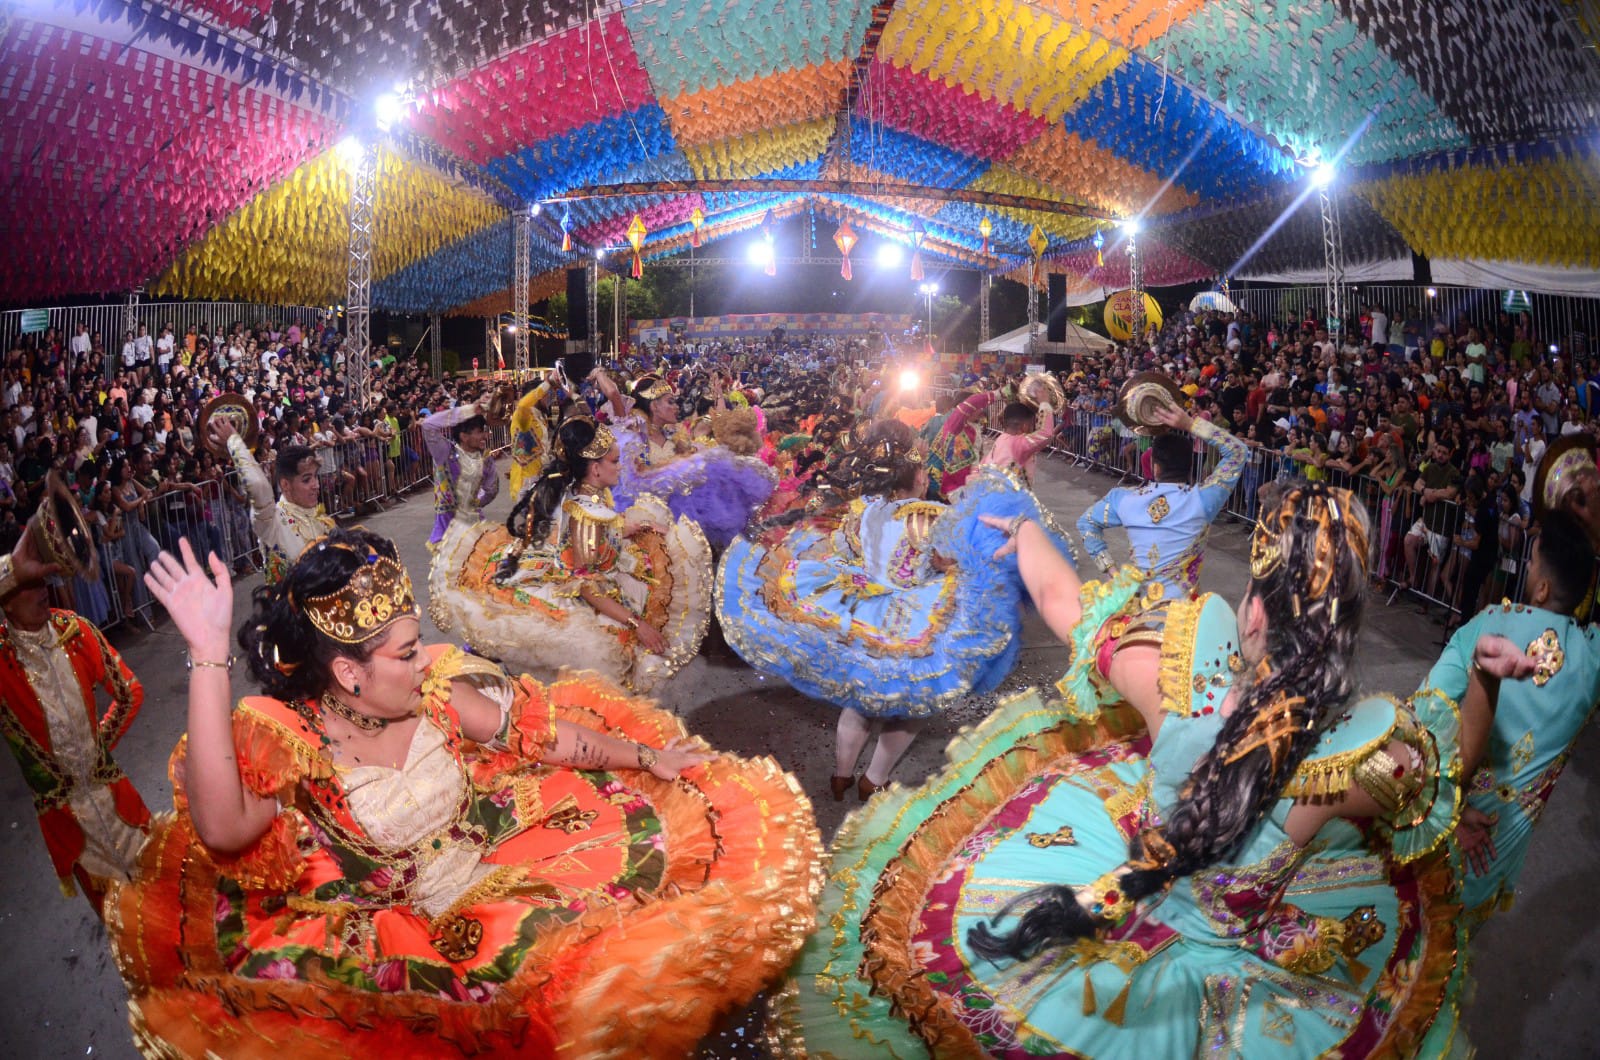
[1425,287,1437,298]
[336,135,364,165]
[1311,163,1337,188]
[373,93,403,131]
[748,241,775,268]
[876,243,904,269]
[899,369,920,391]
[1120,218,1141,236]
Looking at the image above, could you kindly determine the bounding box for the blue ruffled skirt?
[716,468,1075,718]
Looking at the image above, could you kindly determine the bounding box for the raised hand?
[978,513,1021,559]
[7,519,62,594]
[1471,634,1538,681]
[144,538,234,662]
[1151,405,1194,433]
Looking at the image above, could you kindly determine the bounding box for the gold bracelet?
[635,742,658,770]
[185,652,236,672]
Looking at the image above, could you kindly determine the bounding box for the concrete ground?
[1,450,1594,1058]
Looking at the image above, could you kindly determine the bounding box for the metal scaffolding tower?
[980,274,992,346]
[429,313,442,377]
[345,143,378,409]
[1320,183,1347,339]
[1026,273,1039,356]
[587,258,600,355]
[512,207,532,374]
[1126,230,1145,346]
[119,287,142,381]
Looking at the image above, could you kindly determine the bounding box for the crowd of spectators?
[0,314,497,627]
[952,301,1596,627]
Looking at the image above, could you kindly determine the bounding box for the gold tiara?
[634,376,674,401]
[300,547,419,644]
[1249,486,1368,602]
[580,422,615,460]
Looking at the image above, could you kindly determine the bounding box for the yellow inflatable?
[1104,289,1163,342]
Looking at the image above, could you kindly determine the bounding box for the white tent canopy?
[979,321,1112,356]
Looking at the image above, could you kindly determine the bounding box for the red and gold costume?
[0,609,149,907]
[109,646,821,1058]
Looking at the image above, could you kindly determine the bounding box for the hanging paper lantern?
[1027,225,1048,289]
[910,222,927,282]
[979,215,992,256]
[690,206,705,248]
[834,221,858,280]
[561,206,572,253]
[1092,229,1105,267]
[1104,289,1164,342]
[626,213,647,279]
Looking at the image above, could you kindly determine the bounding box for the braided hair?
[970,484,1371,961]
[500,418,609,573]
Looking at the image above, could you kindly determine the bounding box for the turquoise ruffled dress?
[772,591,1464,1059]
[717,468,1073,718]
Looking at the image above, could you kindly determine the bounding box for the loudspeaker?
[1043,353,1070,374]
[1046,273,1067,343]
[567,268,589,342]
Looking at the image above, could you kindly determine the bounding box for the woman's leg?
[834,709,874,779]
[114,562,135,615]
[863,718,925,787]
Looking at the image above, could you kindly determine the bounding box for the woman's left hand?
[647,737,713,781]
[978,513,1022,559]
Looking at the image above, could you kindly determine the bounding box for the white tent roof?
[978,321,1112,355]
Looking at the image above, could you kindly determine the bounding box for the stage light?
[1120,218,1141,236]
[899,369,920,391]
[373,93,403,131]
[1425,287,1437,298]
[747,241,775,268]
[595,247,607,259]
[1311,163,1337,188]
[530,203,542,216]
[876,243,904,269]
[335,135,364,165]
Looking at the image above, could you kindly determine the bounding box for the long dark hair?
[237,527,403,701]
[969,484,1371,961]
[503,418,608,553]
[835,418,923,498]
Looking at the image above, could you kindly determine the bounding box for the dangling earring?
[352,683,361,697]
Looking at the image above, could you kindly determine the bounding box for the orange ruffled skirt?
[108,674,823,1058]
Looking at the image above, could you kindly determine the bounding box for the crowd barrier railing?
[44,422,512,633]
[1037,418,1537,634]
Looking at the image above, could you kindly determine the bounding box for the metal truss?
[513,207,532,373]
[345,143,377,409]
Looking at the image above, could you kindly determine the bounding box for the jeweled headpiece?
[300,543,419,644]
[579,421,615,460]
[633,375,674,402]
[1249,485,1368,602]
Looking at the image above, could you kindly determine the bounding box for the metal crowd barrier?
[44,422,511,633]
[1036,417,1538,633]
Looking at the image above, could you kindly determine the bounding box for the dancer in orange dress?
[111,530,821,1058]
